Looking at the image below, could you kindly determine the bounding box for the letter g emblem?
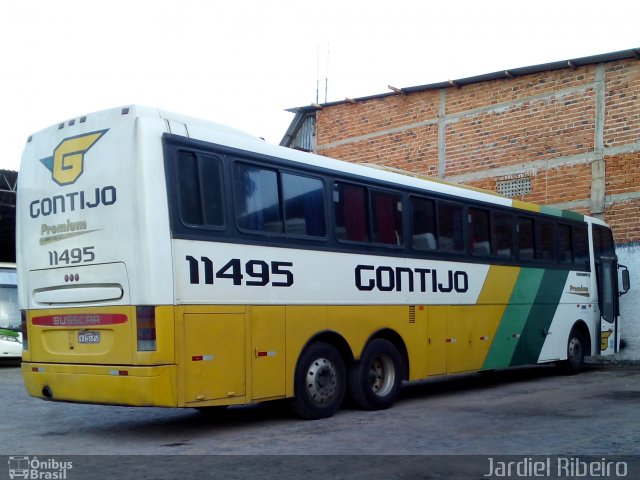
[40,130,108,186]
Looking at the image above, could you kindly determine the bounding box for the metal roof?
[284,48,640,118]
[0,169,16,263]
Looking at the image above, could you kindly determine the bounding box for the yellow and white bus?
[18,105,630,419]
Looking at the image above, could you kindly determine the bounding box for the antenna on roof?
[316,44,320,104]
[325,42,330,103]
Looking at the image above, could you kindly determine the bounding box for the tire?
[559,328,586,375]
[291,341,346,420]
[349,339,403,410]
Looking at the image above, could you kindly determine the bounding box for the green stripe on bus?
[509,269,570,366]
[482,268,544,370]
[539,205,584,221]
[561,210,585,221]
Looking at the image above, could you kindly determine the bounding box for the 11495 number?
[49,247,95,266]
[186,256,294,287]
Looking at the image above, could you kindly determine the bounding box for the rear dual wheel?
[349,339,403,410]
[291,338,404,419]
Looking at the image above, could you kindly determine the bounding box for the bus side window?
[411,197,437,251]
[491,211,513,258]
[535,220,554,261]
[371,190,403,245]
[517,217,534,260]
[557,224,572,264]
[573,226,589,266]
[282,173,326,237]
[175,151,224,227]
[469,208,490,256]
[334,183,369,242]
[437,202,464,253]
[234,163,283,233]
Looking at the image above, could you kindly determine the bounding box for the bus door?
[596,256,620,355]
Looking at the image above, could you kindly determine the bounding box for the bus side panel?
[181,308,246,404]
[250,306,286,401]
[538,271,596,362]
[326,305,428,379]
[509,269,569,366]
[482,268,545,370]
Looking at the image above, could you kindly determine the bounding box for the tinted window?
[371,190,403,245]
[557,224,572,264]
[535,221,554,260]
[593,225,615,257]
[573,226,589,265]
[175,151,224,227]
[334,183,368,242]
[282,173,326,237]
[517,217,534,260]
[234,163,283,233]
[0,285,19,328]
[491,212,513,257]
[438,203,464,253]
[469,208,490,256]
[411,197,437,251]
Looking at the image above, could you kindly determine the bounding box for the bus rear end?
[18,106,177,406]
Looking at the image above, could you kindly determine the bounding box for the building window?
[497,177,531,197]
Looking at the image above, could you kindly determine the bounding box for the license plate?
[78,331,100,344]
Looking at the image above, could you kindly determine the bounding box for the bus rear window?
[175,152,224,227]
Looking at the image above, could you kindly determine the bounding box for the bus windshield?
[0,268,19,330]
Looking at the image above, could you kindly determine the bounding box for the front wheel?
[559,328,586,375]
[291,341,346,420]
[349,339,403,410]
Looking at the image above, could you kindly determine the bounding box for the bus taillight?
[136,306,157,351]
[21,310,28,350]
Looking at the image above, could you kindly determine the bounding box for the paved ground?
[1,361,639,478]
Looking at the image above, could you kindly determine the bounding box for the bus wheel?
[349,339,403,410]
[559,328,586,375]
[291,341,346,420]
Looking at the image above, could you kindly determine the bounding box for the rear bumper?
[22,362,178,407]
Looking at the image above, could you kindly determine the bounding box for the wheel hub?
[306,358,337,405]
[368,353,395,397]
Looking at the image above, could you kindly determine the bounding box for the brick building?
[282,48,640,360]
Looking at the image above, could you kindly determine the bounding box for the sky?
[1,0,639,172]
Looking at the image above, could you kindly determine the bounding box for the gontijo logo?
[39,130,108,185]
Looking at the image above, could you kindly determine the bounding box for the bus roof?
[25,105,598,225]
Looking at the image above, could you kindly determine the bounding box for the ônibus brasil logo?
[39,130,108,186]
[8,456,73,479]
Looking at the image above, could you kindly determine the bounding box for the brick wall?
[312,56,640,359]
[316,59,640,246]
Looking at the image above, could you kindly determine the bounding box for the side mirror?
[619,265,630,296]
